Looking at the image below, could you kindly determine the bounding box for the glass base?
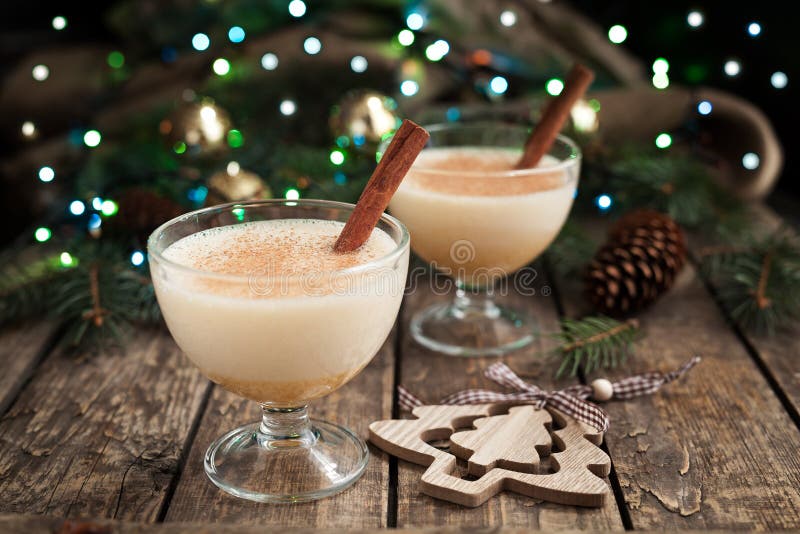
[410,296,538,357]
[204,413,369,503]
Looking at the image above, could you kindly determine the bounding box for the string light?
[771,71,788,89]
[285,188,300,200]
[489,76,508,94]
[608,25,627,44]
[687,11,704,28]
[34,227,52,242]
[652,58,669,74]
[107,51,125,69]
[60,252,75,267]
[92,197,103,210]
[425,40,450,61]
[595,194,613,211]
[655,133,672,149]
[652,73,669,89]
[21,121,36,138]
[742,152,760,170]
[545,78,564,96]
[88,213,102,230]
[130,251,145,266]
[52,16,67,30]
[398,29,415,46]
[446,107,461,122]
[228,26,246,43]
[400,80,419,96]
[288,0,306,17]
[227,129,244,148]
[499,10,517,27]
[69,200,85,215]
[38,166,55,182]
[101,199,118,216]
[406,12,425,31]
[330,150,345,165]
[83,130,102,147]
[227,161,240,176]
[303,37,322,55]
[32,65,49,81]
[350,55,368,73]
[192,33,210,51]
[724,60,741,77]
[570,100,599,132]
[213,58,230,75]
[747,22,761,37]
[697,100,713,115]
[280,99,297,116]
[261,53,279,70]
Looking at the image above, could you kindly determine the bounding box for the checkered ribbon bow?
[397,356,701,432]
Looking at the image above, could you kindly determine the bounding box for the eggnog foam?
[389,147,577,279]
[154,219,406,405]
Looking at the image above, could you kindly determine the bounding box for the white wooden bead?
[591,378,614,401]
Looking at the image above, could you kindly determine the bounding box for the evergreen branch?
[701,228,800,333]
[546,221,596,278]
[552,316,640,378]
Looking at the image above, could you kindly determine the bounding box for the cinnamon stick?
[334,119,429,252]
[515,63,595,169]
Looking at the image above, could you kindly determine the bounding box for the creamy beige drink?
[389,147,577,282]
[154,219,407,405]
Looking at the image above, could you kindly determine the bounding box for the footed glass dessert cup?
[387,122,581,357]
[148,199,410,502]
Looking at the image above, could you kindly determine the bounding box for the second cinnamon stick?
[516,63,595,169]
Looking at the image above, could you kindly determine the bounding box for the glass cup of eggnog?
[148,199,409,503]
[387,121,580,357]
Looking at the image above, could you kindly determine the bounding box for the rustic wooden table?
[1,206,800,532]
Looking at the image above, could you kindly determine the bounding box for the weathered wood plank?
[163,333,395,527]
[0,322,59,415]
[555,227,800,528]
[395,262,624,529]
[692,204,800,423]
[0,328,209,521]
[0,513,620,534]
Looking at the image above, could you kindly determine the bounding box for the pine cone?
[110,188,185,244]
[585,210,687,316]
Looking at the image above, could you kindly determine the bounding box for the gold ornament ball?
[330,90,400,150]
[161,102,232,155]
[205,168,273,205]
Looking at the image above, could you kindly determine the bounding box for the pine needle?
[701,228,800,334]
[553,316,640,378]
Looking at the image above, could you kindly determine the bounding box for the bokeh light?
[697,100,713,115]
[69,200,85,215]
[724,60,741,77]
[280,99,297,115]
[228,26,246,43]
[742,152,760,170]
[608,25,627,44]
[398,29,415,46]
[261,53,279,70]
[34,227,52,242]
[38,166,55,182]
[83,130,102,147]
[213,58,231,75]
[32,65,49,81]
[289,0,307,17]
[400,80,419,96]
[546,78,564,96]
[303,37,322,55]
[192,33,210,51]
[350,55,368,73]
[771,71,788,89]
[52,16,67,30]
[655,133,672,149]
[687,11,704,28]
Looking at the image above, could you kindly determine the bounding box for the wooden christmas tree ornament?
[369,404,611,507]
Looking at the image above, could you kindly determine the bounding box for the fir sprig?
[546,221,596,278]
[553,316,640,377]
[700,229,800,334]
[0,243,161,351]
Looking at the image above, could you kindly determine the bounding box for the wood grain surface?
[0,206,799,529]
[0,322,59,414]
[0,329,208,521]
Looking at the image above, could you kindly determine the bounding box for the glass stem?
[453,281,501,319]
[259,405,316,445]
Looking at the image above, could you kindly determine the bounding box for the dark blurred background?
[1,0,796,247]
